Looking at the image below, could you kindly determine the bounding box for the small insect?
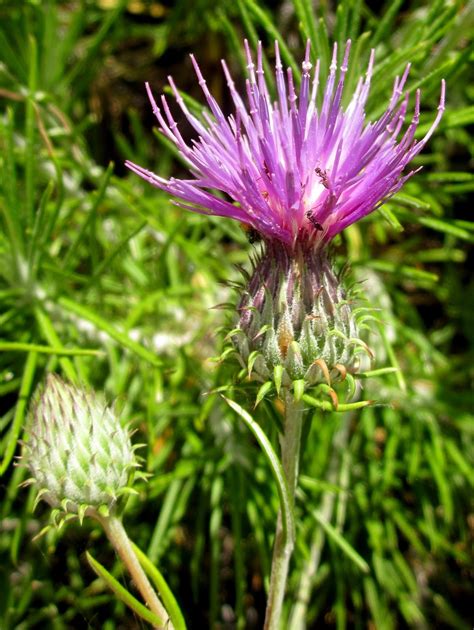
[305,209,324,231]
[315,167,330,189]
[241,223,262,244]
[262,161,272,179]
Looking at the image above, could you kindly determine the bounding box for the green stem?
[97,514,173,630]
[264,391,304,630]
[288,414,353,629]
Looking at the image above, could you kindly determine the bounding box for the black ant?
[241,223,262,244]
[262,161,272,179]
[315,167,330,189]
[305,209,324,231]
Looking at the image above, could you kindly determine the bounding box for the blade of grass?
[25,36,38,230]
[236,0,273,84]
[312,510,369,573]
[216,10,247,71]
[147,479,184,564]
[34,306,78,382]
[87,220,148,285]
[371,0,405,46]
[0,351,37,475]
[27,180,54,277]
[348,0,363,41]
[131,542,187,630]
[229,468,245,629]
[243,0,300,79]
[0,108,23,260]
[56,296,162,367]
[209,475,223,628]
[334,1,350,55]
[292,0,318,53]
[223,396,295,544]
[86,551,163,628]
[0,341,103,356]
[63,162,114,269]
[64,0,128,89]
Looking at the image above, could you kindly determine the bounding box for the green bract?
[22,374,141,521]
[233,242,373,390]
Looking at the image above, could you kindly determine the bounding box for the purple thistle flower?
[126,39,445,250]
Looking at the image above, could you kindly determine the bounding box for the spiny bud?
[232,241,372,391]
[21,374,142,523]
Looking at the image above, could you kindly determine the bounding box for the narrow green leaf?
[131,542,187,630]
[34,307,78,382]
[393,193,431,210]
[389,507,426,555]
[223,397,295,544]
[27,180,54,276]
[85,551,163,627]
[236,0,273,84]
[355,367,400,379]
[0,109,23,258]
[371,0,405,46]
[334,1,350,54]
[376,324,406,392]
[228,469,245,627]
[302,394,372,413]
[316,17,331,84]
[64,0,128,89]
[378,206,404,232]
[216,10,247,71]
[444,105,474,128]
[147,479,184,563]
[444,440,474,486]
[243,0,300,79]
[364,576,390,630]
[0,341,103,356]
[0,351,37,475]
[209,476,223,628]
[367,260,439,283]
[433,593,472,630]
[425,443,453,524]
[301,394,332,412]
[416,216,474,243]
[247,350,261,378]
[293,0,319,56]
[313,510,369,573]
[88,220,148,284]
[348,0,363,40]
[57,296,162,367]
[25,36,38,230]
[63,163,114,269]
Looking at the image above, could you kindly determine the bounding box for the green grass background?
[0,0,473,627]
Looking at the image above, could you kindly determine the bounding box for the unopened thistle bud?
[22,374,141,523]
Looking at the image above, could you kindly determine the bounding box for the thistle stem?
[98,514,172,630]
[288,413,353,629]
[264,391,304,630]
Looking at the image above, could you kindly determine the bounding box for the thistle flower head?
[22,374,140,522]
[126,39,445,250]
[126,40,445,395]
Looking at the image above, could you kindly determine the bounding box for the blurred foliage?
[0,0,473,628]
